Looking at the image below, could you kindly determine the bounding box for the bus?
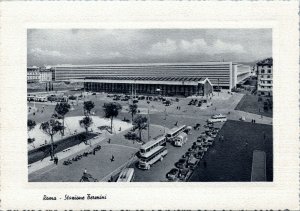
[116,168,135,182]
[139,135,166,157]
[207,114,227,123]
[173,132,188,147]
[138,145,168,170]
[166,125,187,142]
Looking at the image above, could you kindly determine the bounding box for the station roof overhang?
[71,77,212,86]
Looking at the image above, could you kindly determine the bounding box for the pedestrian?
[83,168,87,177]
[175,121,178,126]
[108,138,111,144]
[254,119,256,123]
[55,156,58,165]
[111,155,115,162]
[93,148,96,155]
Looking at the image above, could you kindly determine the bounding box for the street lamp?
[147,100,150,141]
[218,78,220,96]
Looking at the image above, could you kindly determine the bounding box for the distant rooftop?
[257,58,273,65]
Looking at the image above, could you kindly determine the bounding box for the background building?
[53,62,251,90]
[257,58,273,97]
[83,76,213,97]
[27,66,40,83]
[39,67,53,82]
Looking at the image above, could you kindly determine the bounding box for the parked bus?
[116,168,135,182]
[139,135,166,157]
[207,114,227,123]
[173,132,188,147]
[166,125,187,142]
[138,136,167,170]
[138,145,168,170]
[36,96,47,102]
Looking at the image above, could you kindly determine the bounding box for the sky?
[27,29,272,66]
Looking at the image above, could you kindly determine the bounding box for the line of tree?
[40,118,64,160]
[129,103,138,122]
[132,115,148,141]
[54,102,71,136]
[83,100,95,115]
[27,119,36,147]
[103,102,122,134]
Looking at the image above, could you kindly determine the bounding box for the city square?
[27,29,273,182]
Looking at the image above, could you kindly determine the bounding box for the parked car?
[178,168,190,180]
[166,168,179,180]
[175,158,187,169]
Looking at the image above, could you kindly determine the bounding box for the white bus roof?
[140,145,165,158]
[116,168,134,182]
[177,132,188,139]
[212,114,226,118]
[141,135,165,150]
[167,125,186,134]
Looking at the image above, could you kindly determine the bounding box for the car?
[178,168,190,180]
[166,168,179,180]
[194,151,205,160]
[175,158,187,169]
[187,157,199,169]
[92,93,97,95]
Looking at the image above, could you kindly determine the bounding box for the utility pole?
[218,78,220,96]
[147,101,150,141]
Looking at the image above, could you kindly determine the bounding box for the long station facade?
[53,62,250,96]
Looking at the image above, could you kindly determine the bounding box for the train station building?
[53,62,250,96]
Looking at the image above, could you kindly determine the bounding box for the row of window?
[258,85,272,89]
[259,69,272,74]
[259,75,272,79]
[259,80,272,84]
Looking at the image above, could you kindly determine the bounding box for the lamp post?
[147,100,150,141]
[218,78,220,96]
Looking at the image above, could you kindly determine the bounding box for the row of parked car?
[188,98,207,107]
[166,123,221,181]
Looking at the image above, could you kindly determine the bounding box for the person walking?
[111,155,115,162]
[108,138,111,144]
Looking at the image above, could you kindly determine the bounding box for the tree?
[84,101,95,115]
[79,116,93,134]
[103,102,122,133]
[133,115,148,141]
[40,119,64,159]
[27,119,36,147]
[55,102,70,136]
[129,103,138,122]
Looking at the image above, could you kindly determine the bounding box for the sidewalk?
[28,132,113,174]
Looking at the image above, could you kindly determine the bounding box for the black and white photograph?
[27,29,273,182]
[1,1,299,210]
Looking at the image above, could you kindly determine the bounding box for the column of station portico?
[85,81,202,96]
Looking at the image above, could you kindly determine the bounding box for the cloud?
[148,38,246,56]
[30,48,62,57]
[148,39,177,55]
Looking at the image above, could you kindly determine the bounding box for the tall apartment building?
[39,67,53,82]
[27,67,40,83]
[256,58,273,97]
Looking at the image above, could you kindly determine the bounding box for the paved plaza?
[28,90,273,182]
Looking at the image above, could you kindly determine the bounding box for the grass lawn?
[235,94,272,118]
[189,120,273,182]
